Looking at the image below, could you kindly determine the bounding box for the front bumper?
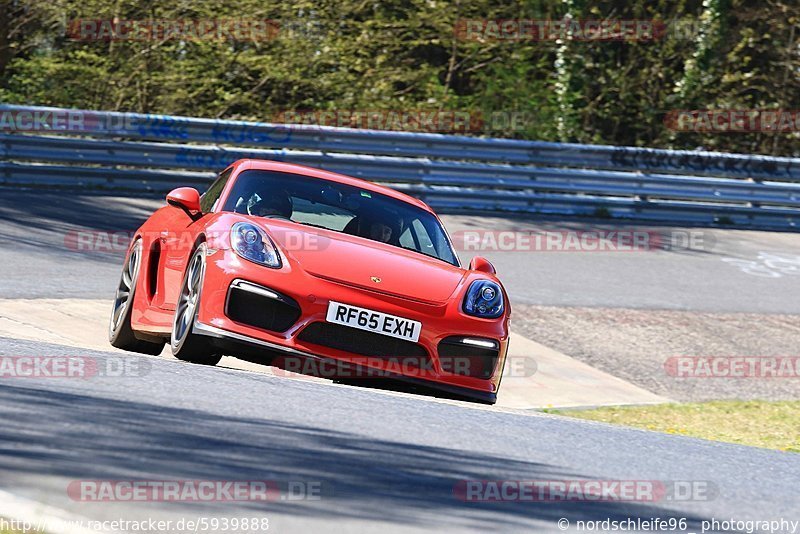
[195,249,510,403]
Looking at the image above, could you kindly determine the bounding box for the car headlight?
[463,280,504,319]
[231,222,281,268]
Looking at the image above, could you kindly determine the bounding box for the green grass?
[550,400,800,452]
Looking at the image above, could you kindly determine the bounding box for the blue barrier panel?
[1,105,799,229]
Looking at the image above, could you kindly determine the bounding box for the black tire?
[170,243,222,365]
[109,239,166,355]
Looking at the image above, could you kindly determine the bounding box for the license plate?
[326,301,422,342]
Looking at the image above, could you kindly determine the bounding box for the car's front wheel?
[171,243,222,365]
[109,239,166,355]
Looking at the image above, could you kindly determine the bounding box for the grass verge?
[550,400,800,452]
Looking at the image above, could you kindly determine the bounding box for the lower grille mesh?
[298,322,430,366]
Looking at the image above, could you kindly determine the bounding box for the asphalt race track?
[2,191,800,313]
[0,190,799,533]
[0,336,798,533]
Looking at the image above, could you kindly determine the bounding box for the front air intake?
[225,280,301,333]
[438,336,499,380]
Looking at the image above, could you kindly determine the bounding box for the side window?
[411,218,435,253]
[200,168,232,213]
[398,226,415,248]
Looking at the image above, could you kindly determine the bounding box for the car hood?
[266,223,466,304]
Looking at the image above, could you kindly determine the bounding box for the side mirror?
[166,187,202,220]
[469,256,496,274]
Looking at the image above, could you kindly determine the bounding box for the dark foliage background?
[1,0,798,155]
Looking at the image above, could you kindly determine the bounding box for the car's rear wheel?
[171,243,222,365]
[109,239,166,355]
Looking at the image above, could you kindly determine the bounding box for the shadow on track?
[0,189,160,261]
[0,382,712,531]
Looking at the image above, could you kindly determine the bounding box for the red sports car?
[109,159,510,403]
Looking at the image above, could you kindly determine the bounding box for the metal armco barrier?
[2,104,799,229]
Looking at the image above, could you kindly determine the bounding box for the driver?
[368,221,393,243]
[246,188,293,219]
[363,213,403,244]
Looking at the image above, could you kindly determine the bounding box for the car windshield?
[220,169,459,266]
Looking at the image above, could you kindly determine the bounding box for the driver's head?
[248,188,292,218]
[363,212,403,244]
[369,221,393,243]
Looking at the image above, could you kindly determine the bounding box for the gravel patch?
[512,305,800,402]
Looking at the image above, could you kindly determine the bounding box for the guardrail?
[1,104,799,229]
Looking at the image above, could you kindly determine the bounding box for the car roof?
[229,159,432,212]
